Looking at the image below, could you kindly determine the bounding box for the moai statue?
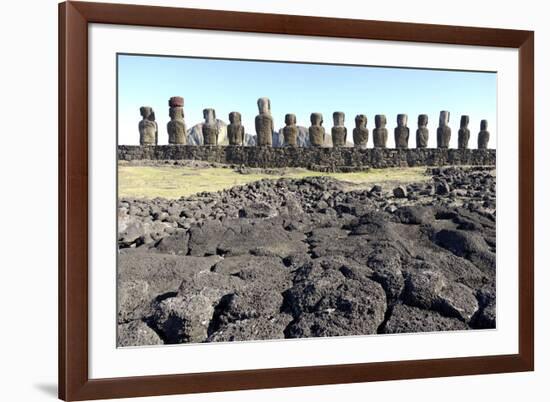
[331,112,347,147]
[353,114,369,149]
[167,96,187,145]
[394,114,409,148]
[255,97,273,147]
[309,113,325,147]
[202,108,218,145]
[373,114,388,148]
[478,120,490,149]
[416,114,429,148]
[138,106,158,145]
[457,115,470,149]
[437,111,452,148]
[227,112,245,146]
[283,113,299,147]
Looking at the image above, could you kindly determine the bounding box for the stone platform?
[117,145,496,169]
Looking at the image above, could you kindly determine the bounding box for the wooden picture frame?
[59,1,534,400]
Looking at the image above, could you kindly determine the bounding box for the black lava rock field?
[117,166,496,346]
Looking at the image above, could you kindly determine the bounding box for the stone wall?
[118,145,496,169]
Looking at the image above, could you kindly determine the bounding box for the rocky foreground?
[117,167,496,346]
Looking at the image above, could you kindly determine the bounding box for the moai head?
[333,111,345,127]
[460,115,470,128]
[169,107,184,119]
[203,108,216,124]
[257,97,271,115]
[285,113,296,125]
[418,114,428,127]
[229,111,241,125]
[355,114,367,128]
[375,114,387,128]
[439,111,450,126]
[480,119,489,130]
[310,113,323,126]
[140,106,155,121]
[168,96,184,108]
[397,114,408,127]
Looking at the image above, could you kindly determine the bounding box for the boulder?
[117,253,221,323]
[154,230,189,255]
[216,219,308,258]
[435,180,450,195]
[211,254,291,292]
[472,299,496,329]
[283,258,386,337]
[394,206,433,225]
[433,228,495,273]
[187,220,227,256]
[367,249,405,302]
[383,304,469,334]
[118,218,172,248]
[393,185,408,198]
[437,282,479,322]
[151,271,244,344]
[238,202,278,219]
[117,320,163,347]
[207,314,293,342]
[369,184,382,194]
[403,264,446,310]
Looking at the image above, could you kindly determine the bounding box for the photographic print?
[116,54,497,347]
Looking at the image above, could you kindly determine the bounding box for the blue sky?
[118,54,496,148]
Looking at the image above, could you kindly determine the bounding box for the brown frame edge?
[58,1,534,401]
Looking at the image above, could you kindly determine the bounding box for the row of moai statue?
[138,97,491,149]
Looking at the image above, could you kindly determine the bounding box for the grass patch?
[118,165,428,199]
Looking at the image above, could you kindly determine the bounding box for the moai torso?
[309,113,325,147]
[394,114,409,148]
[353,114,369,149]
[416,114,429,148]
[202,108,218,145]
[227,112,245,146]
[478,120,490,149]
[167,97,187,145]
[437,111,451,148]
[255,97,273,147]
[138,106,158,145]
[283,113,299,147]
[331,112,347,147]
[458,115,470,149]
[373,115,388,148]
